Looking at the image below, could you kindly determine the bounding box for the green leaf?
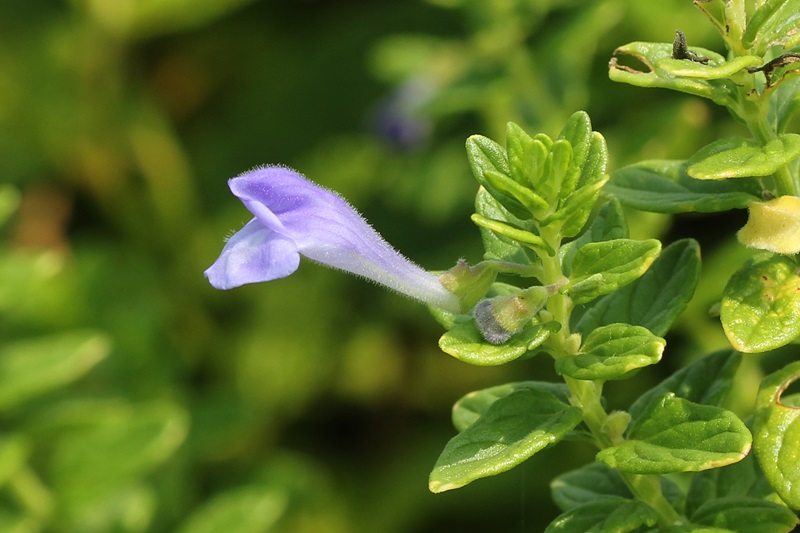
[720,254,800,352]
[560,197,629,276]
[467,134,510,176]
[629,349,742,422]
[687,135,800,180]
[742,0,800,54]
[483,168,549,216]
[506,122,548,188]
[0,331,110,410]
[471,213,549,251]
[552,462,683,513]
[550,463,634,511]
[566,239,661,304]
[579,132,608,190]
[572,239,701,337]
[659,524,730,531]
[686,452,777,517]
[542,178,609,239]
[506,122,535,185]
[438,319,558,366]
[609,42,735,107]
[429,388,582,492]
[580,196,629,241]
[176,486,289,533]
[753,361,800,509]
[558,111,609,193]
[557,111,591,196]
[467,135,534,220]
[538,140,573,204]
[774,76,800,133]
[544,497,659,533]
[607,160,761,213]
[452,381,571,432]
[690,497,799,533]
[597,394,752,474]
[51,400,189,529]
[657,55,762,79]
[556,324,665,380]
[474,188,534,264]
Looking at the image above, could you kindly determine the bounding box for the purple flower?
[372,77,434,150]
[205,166,461,312]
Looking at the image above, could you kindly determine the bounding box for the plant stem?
[740,88,800,197]
[538,224,684,528]
[485,260,544,279]
[563,376,684,526]
[625,474,684,526]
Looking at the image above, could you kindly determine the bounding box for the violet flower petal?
[205,166,460,312]
[205,219,300,290]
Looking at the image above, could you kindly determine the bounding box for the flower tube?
[205,166,461,312]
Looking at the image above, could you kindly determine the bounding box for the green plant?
[424,1,800,530]
[208,2,800,530]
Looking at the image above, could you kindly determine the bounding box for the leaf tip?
[428,479,458,493]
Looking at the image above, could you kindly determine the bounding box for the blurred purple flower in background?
[372,77,434,150]
[205,167,460,312]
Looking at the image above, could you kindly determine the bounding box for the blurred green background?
[0,0,755,531]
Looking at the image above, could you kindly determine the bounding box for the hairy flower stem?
[539,225,683,528]
[484,260,544,279]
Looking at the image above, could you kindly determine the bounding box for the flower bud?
[737,196,800,255]
[473,285,550,344]
[602,410,631,444]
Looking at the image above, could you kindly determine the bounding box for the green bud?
[473,285,550,344]
[602,410,631,444]
[439,260,498,313]
[564,332,582,355]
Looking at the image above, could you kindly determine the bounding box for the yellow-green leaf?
[753,361,800,509]
[438,319,558,366]
[721,254,800,352]
[545,497,659,533]
[597,394,751,474]
[566,239,661,304]
[687,135,800,180]
[556,324,665,381]
[429,389,581,492]
[452,381,570,432]
[607,160,761,213]
[0,331,110,410]
[690,497,799,533]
